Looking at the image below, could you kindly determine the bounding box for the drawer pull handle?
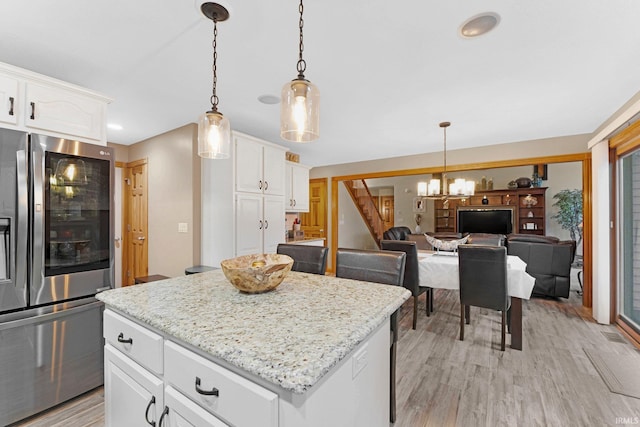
[30,102,35,120]
[117,332,133,345]
[195,376,219,396]
[9,97,14,116]
[264,220,269,229]
[158,406,169,427]
[258,180,263,190]
[264,180,269,190]
[145,396,156,426]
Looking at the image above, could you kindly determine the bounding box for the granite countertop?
[97,270,410,394]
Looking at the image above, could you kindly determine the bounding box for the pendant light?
[420,122,474,199]
[198,3,231,159]
[280,0,320,143]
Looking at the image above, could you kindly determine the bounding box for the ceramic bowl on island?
[220,253,294,294]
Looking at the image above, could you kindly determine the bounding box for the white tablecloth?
[417,251,535,300]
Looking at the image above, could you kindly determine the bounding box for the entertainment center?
[434,187,547,235]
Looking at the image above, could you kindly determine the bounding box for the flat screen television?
[457,208,513,235]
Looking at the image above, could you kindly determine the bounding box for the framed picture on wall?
[413,197,426,213]
[533,164,548,180]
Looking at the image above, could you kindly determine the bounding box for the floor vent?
[602,331,626,343]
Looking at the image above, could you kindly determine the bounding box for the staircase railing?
[343,179,386,247]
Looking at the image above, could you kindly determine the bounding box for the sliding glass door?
[619,150,640,330]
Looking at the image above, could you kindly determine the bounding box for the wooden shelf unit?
[433,187,547,235]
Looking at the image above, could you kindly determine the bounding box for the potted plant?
[551,189,583,248]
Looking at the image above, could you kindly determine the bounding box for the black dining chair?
[276,244,329,275]
[380,240,428,329]
[335,248,406,423]
[458,244,511,351]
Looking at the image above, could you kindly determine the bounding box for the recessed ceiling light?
[459,12,500,38]
[107,123,123,130]
[258,94,280,105]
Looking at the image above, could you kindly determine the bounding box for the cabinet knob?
[8,96,14,116]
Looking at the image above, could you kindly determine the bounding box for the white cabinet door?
[25,82,105,142]
[291,164,310,212]
[235,136,263,194]
[263,196,285,254]
[104,345,164,427]
[0,75,18,125]
[235,193,263,256]
[262,145,285,196]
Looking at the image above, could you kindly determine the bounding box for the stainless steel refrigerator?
[0,129,114,425]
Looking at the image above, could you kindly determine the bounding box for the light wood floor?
[12,270,640,426]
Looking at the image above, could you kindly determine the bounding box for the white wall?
[338,183,377,250]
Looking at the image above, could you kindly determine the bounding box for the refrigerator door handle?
[31,148,44,298]
[16,150,28,301]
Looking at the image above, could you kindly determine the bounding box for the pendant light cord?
[442,125,447,175]
[210,19,219,112]
[296,0,306,79]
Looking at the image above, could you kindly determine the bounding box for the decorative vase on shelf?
[522,194,538,207]
[516,177,532,188]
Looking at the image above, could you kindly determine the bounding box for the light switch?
[178,223,188,233]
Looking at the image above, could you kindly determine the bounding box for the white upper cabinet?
[234,133,286,196]
[25,83,105,142]
[285,161,310,212]
[0,62,111,145]
[0,75,18,125]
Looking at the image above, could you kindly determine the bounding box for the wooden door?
[380,196,394,231]
[123,160,148,286]
[300,178,328,242]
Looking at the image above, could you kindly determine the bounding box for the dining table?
[417,250,535,350]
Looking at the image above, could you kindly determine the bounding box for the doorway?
[122,159,148,286]
[300,178,328,242]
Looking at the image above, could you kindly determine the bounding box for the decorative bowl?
[515,177,532,188]
[220,253,294,294]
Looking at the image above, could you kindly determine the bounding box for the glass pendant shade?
[417,181,427,197]
[198,111,231,159]
[280,78,320,142]
[54,158,88,186]
[427,179,441,196]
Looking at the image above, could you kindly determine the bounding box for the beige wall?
[126,123,200,278]
[311,133,590,270]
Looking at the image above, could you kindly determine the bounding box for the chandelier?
[417,122,475,199]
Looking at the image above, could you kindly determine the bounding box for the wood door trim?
[330,152,593,307]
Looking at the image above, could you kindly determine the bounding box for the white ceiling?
[1,0,639,167]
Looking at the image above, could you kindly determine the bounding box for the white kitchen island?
[96,270,410,427]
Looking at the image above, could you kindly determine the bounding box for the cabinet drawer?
[165,386,228,427]
[104,310,163,375]
[165,341,278,427]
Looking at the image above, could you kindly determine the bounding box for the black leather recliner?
[383,226,413,240]
[506,234,576,298]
